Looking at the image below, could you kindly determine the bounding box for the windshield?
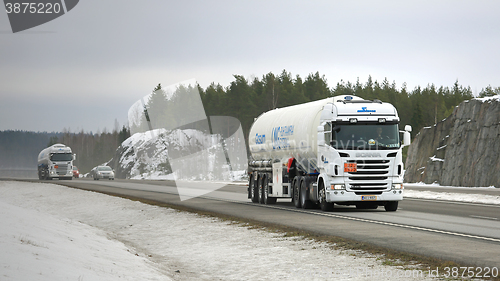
[331,123,400,150]
[98,166,112,171]
[50,153,73,161]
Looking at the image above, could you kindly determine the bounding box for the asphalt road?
[6,178,500,269]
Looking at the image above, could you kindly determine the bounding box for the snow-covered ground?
[0,181,440,281]
[404,183,500,205]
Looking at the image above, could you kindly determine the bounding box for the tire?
[319,182,334,211]
[384,201,398,212]
[293,176,302,208]
[251,175,259,203]
[261,175,268,204]
[258,176,265,204]
[248,175,253,199]
[262,176,277,204]
[300,179,314,209]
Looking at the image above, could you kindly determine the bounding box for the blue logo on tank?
[357,107,376,113]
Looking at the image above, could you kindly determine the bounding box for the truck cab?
[315,96,412,211]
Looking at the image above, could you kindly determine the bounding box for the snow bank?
[475,94,500,103]
[0,186,167,281]
[0,181,437,280]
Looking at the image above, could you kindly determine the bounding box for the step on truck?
[38,143,76,180]
[247,95,412,211]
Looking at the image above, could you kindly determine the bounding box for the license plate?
[344,163,357,172]
[361,195,377,201]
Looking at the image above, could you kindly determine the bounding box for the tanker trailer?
[37,143,76,180]
[247,95,412,211]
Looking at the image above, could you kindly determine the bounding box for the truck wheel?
[248,175,253,199]
[293,177,302,208]
[300,179,314,209]
[258,176,265,204]
[319,182,334,211]
[250,175,259,203]
[262,176,277,204]
[384,201,398,211]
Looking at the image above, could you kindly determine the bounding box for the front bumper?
[96,173,114,179]
[326,189,403,203]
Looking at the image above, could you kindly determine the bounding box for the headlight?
[392,183,404,190]
[331,184,345,190]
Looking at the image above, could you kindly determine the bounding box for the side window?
[324,122,331,145]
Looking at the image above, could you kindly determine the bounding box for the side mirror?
[399,125,412,147]
[403,131,411,147]
[73,154,76,160]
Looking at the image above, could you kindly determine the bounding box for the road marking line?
[470,215,498,220]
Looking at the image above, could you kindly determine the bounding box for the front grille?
[349,176,387,181]
[346,159,390,190]
[56,164,68,175]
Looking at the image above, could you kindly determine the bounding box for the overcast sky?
[1,0,499,133]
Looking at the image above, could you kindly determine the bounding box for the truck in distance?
[247,95,412,211]
[37,143,76,180]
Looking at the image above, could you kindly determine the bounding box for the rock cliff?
[107,128,247,181]
[404,95,500,187]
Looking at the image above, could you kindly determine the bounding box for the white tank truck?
[247,95,412,211]
[37,143,76,180]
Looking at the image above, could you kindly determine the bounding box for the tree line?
[199,70,498,141]
[0,130,62,171]
[0,127,130,175]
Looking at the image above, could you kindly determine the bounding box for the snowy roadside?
[0,181,439,281]
[403,183,500,205]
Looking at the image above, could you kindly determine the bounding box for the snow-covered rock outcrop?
[108,128,247,181]
[405,95,500,187]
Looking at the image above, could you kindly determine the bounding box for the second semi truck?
[247,95,412,211]
[38,143,76,180]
